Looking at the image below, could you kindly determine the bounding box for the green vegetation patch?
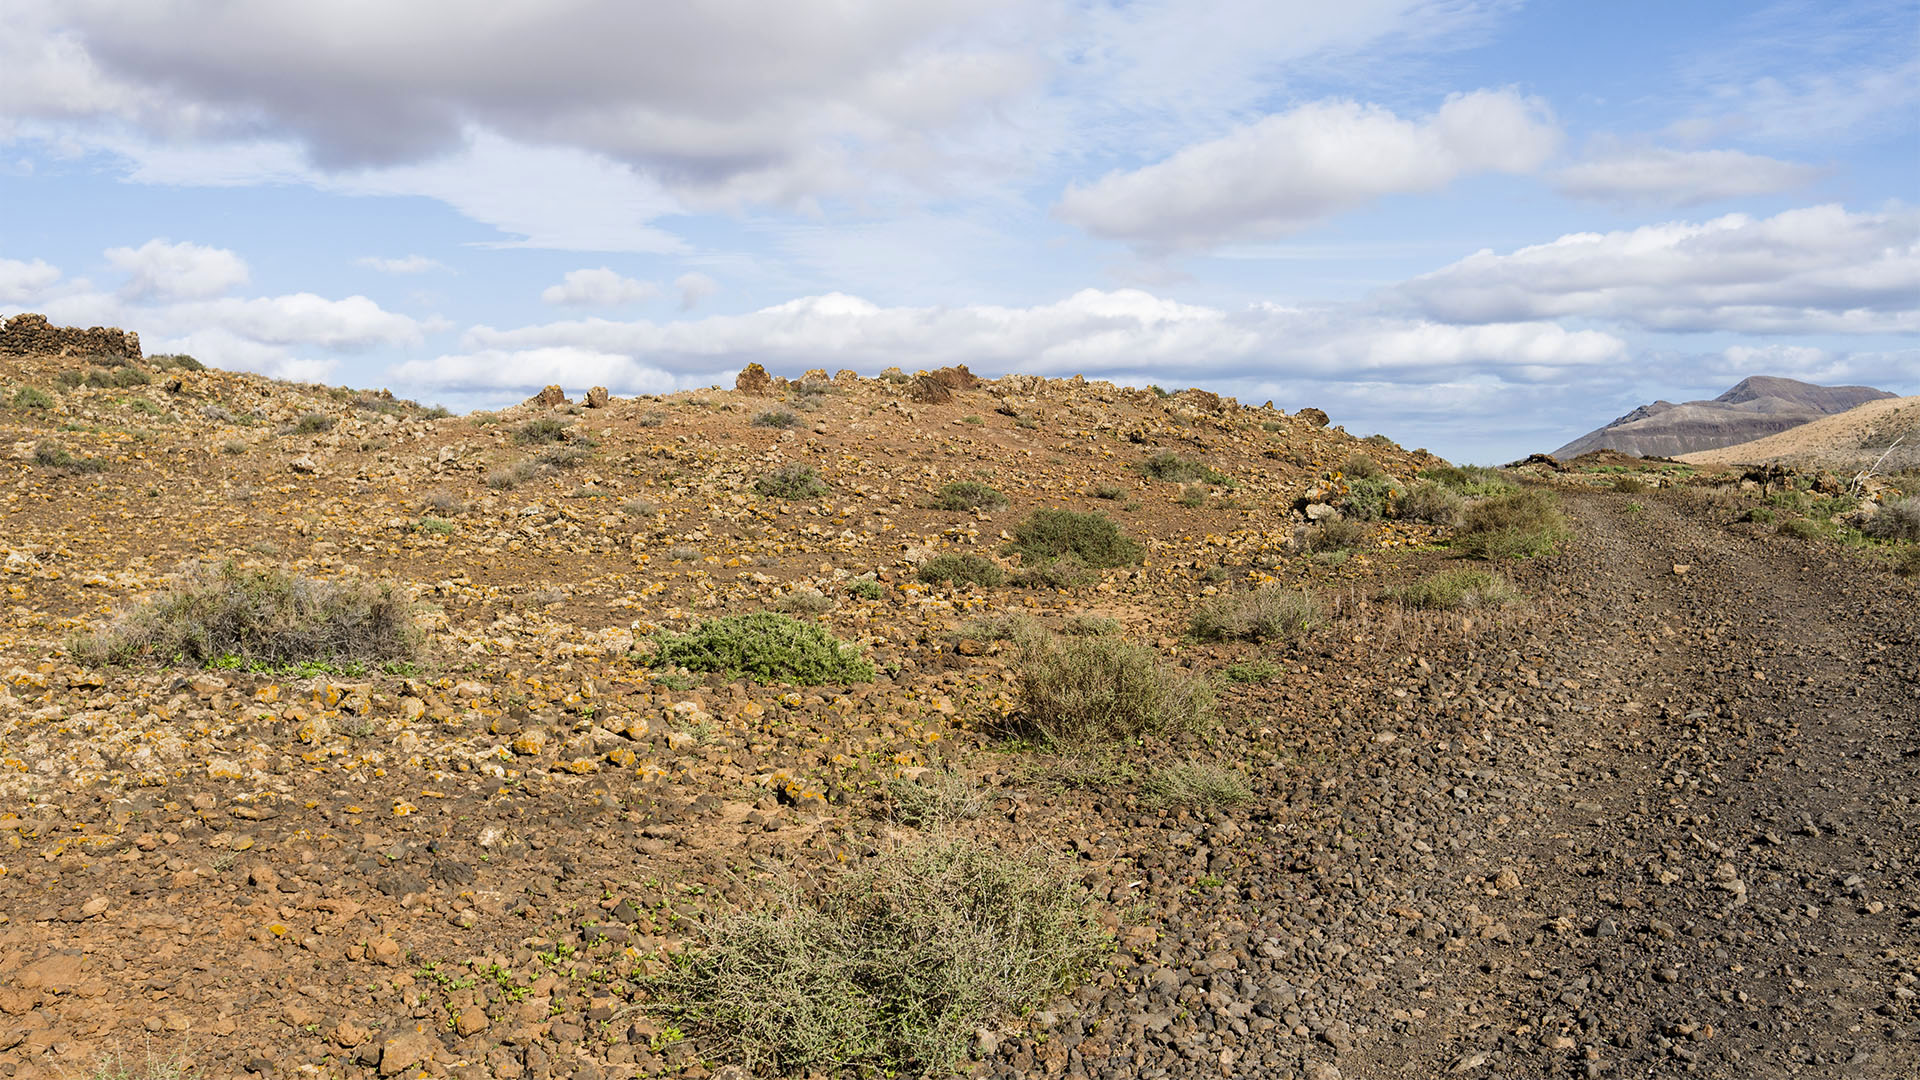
[1189,584,1319,642]
[929,479,1008,511]
[1303,518,1365,552]
[917,552,1005,588]
[1453,488,1571,559]
[1014,634,1212,744]
[293,412,334,434]
[1421,465,1516,497]
[9,386,53,410]
[751,409,800,429]
[1142,762,1252,810]
[1008,509,1142,568]
[1862,496,1920,542]
[1338,475,1405,522]
[31,441,110,474]
[649,612,873,685]
[754,464,830,500]
[71,560,418,667]
[1385,568,1520,610]
[1140,452,1227,484]
[1395,480,1465,526]
[513,417,570,444]
[646,837,1110,1077]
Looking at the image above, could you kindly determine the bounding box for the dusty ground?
[1,348,1916,1080]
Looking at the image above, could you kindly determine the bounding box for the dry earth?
[2,344,1917,1080]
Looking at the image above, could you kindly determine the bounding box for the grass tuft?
[71,561,418,667]
[918,552,1005,588]
[888,769,985,828]
[754,464,830,500]
[1140,452,1227,484]
[1142,762,1252,809]
[1395,480,1465,526]
[752,409,800,429]
[1862,496,1920,541]
[1453,488,1571,559]
[1189,585,1318,642]
[646,837,1110,1077]
[929,480,1007,511]
[1384,568,1520,610]
[1014,634,1212,744]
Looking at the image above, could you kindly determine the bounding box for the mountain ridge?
[1554,375,1894,459]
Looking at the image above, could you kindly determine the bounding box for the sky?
[1,0,1915,463]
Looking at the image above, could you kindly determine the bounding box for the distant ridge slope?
[1679,395,1920,471]
[1553,376,1893,459]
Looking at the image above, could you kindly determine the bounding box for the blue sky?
[1,0,1914,463]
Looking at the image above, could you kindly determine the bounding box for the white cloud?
[357,254,447,274]
[397,288,1621,397]
[1554,146,1823,206]
[0,256,62,302]
[141,327,338,382]
[104,238,249,300]
[1707,344,1920,387]
[541,269,658,308]
[1056,89,1560,253]
[150,294,426,349]
[1396,204,1920,333]
[673,272,719,311]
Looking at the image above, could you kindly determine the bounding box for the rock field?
[1,340,1916,1079]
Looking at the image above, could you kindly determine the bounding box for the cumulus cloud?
[0,256,62,302]
[393,288,1622,397]
[357,254,448,274]
[104,238,248,300]
[1554,146,1824,206]
[674,272,719,311]
[1056,89,1560,253]
[1705,344,1920,386]
[1396,204,1920,333]
[541,269,659,308]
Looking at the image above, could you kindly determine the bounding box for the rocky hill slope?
[1,318,1916,1080]
[1553,375,1893,459]
[1680,394,1920,473]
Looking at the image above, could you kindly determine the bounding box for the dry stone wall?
[0,312,142,359]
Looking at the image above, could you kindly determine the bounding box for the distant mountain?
[1553,376,1895,460]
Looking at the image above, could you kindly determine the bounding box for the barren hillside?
[1553,376,1894,460]
[2,320,1917,1080]
[1679,395,1920,473]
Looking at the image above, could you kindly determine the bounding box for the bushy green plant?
[1303,518,1365,552]
[1222,659,1282,683]
[646,837,1109,1076]
[1421,465,1515,497]
[9,386,53,410]
[650,612,873,684]
[31,441,109,473]
[1395,480,1464,526]
[148,353,205,372]
[1140,452,1226,484]
[929,480,1007,511]
[1090,483,1126,500]
[1453,488,1571,558]
[1176,484,1208,508]
[293,412,334,434]
[1189,585,1318,642]
[1613,475,1650,494]
[1014,634,1212,744]
[70,560,417,667]
[86,366,149,388]
[1341,453,1382,479]
[513,417,569,444]
[752,409,800,429]
[1008,509,1142,568]
[1338,475,1405,521]
[918,552,1005,588]
[754,464,830,500]
[846,577,886,601]
[1385,569,1520,610]
[1777,516,1828,540]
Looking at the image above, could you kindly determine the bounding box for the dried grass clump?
[71,561,417,667]
[1862,496,1920,542]
[1189,585,1319,642]
[1385,569,1521,610]
[1453,488,1571,559]
[1015,634,1212,744]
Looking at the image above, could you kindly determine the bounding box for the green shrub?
[1142,762,1251,809]
[1014,635,1212,744]
[646,837,1109,1077]
[918,552,1005,588]
[1059,613,1119,636]
[775,588,836,615]
[537,443,591,469]
[1453,488,1570,559]
[1613,475,1650,494]
[1421,465,1515,497]
[1176,484,1208,508]
[1385,569,1520,610]
[752,409,800,429]
[1896,546,1920,578]
[929,480,1007,511]
[1338,475,1404,521]
[416,517,455,535]
[1396,480,1464,526]
[54,369,82,389]
[293,412,334,434]
[1140,452,1226,484]
[1341,453,1382,479]
[650,612,873,684]
[86,366,149,388]
[847,577,886,601]
[71,560,417,667]
[1777,516,1827,540]
[1862,497,1920,541]
[1009,509,1142,568]
[1303,518,1365,552]
[1090,483,1125,500]
[1745,506,1777,524]
[9,386,53,410]
[513,417,569,444]
[754,464,829,500]
[31,441,109,473]
[1222,659,1281,683]
[148,353,204,372]
[1189,585,1318,642]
